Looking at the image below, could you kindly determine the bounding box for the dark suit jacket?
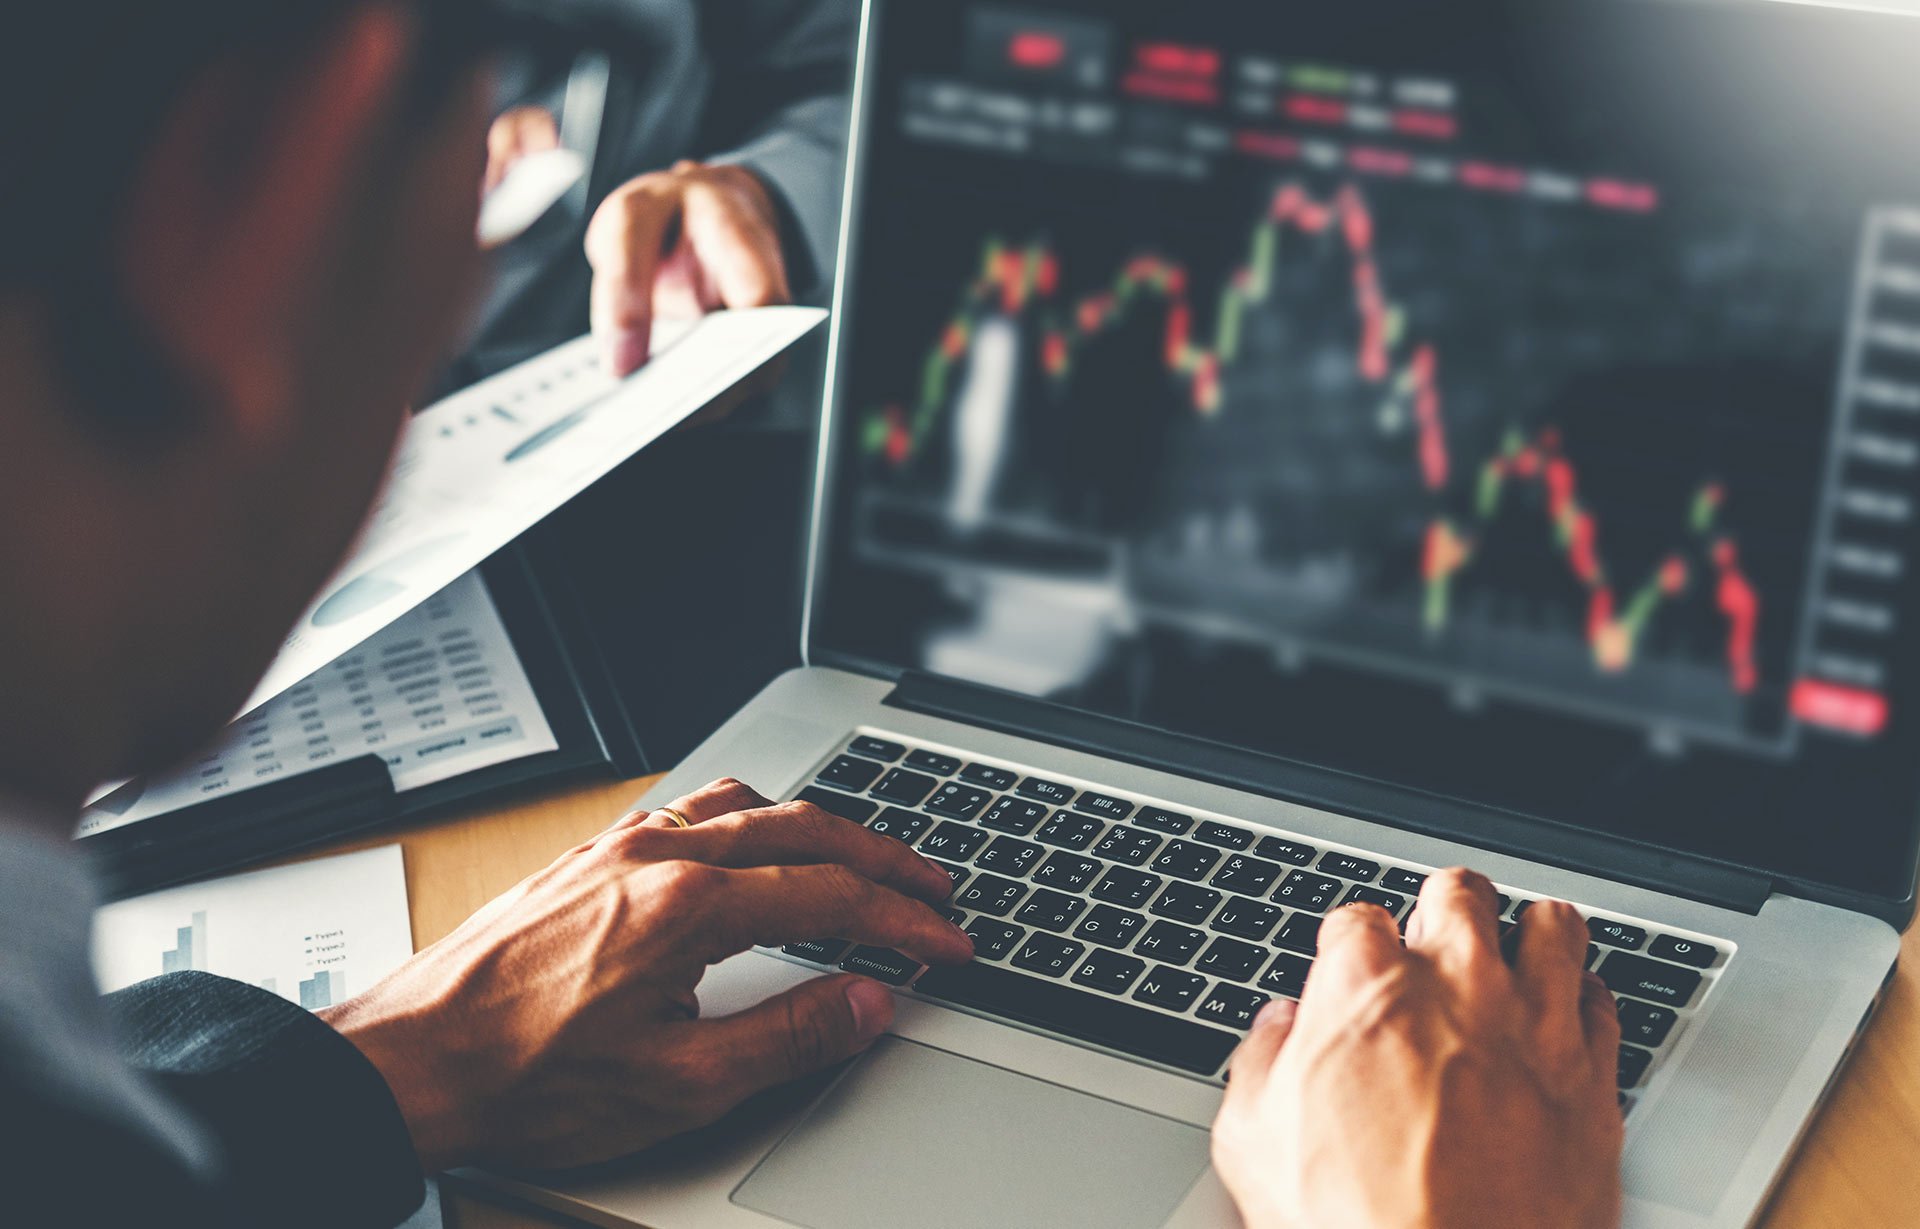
[4,971,422,1228]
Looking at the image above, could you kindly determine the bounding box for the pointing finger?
[587,177,683,374]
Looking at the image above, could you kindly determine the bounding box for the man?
[0,2,1622,1227]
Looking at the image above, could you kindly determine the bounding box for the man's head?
[0,1,491,809]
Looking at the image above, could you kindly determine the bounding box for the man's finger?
[673,973,893,1113]
[586,179,683,374]
[1513,899,1590,1052]
[608,777,773,834]
[484,105,558,192]
[1225,999,1297,1099]
[1405,868,1504,980]
[683,182,790,309]
[1304,902,1404,1000]
[1579,971,1623,1087]
[670,863,973,967]
[628,800,956,905]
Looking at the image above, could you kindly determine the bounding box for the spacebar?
[913,962,1239,1076]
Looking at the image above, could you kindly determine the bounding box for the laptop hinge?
[885,671,1773,916]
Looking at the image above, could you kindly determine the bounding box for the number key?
[1339,885,1407,915]
[1210,854,1282,896]
[1151,840,1221,881]
[1274,871,1342,912]
[979,796,1049,835]
[924,782,991,819]
[1036,809,1104,850]
[1093,825,1162,865]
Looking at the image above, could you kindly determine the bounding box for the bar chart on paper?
[93,846,412,1012]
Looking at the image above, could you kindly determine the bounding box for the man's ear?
[116,6,417,447]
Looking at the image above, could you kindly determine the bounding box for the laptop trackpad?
[733,1037,1211,1229]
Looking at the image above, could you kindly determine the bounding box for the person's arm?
[696,0,860,299]
[108,971,425,1229]
[1212,870,1624,1229]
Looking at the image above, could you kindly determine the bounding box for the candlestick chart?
[858,179,1766,701]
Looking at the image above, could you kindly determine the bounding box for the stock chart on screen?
[819,0,1920,883]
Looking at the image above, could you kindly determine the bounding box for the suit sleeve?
[107,971,425,1229]
[699,0,861,298]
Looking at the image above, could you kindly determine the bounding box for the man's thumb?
[693,974,895,1099]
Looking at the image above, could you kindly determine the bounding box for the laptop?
[466,1,1920,1225]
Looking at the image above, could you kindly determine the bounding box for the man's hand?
[1213,869,1624,1229]
[319,779,969,1171]
[586,160,793,375]
[483,105,560,193]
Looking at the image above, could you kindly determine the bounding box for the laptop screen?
[812,0,1920,902]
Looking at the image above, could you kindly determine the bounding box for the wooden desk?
[315,776,1920,1229]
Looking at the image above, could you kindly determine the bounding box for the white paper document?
[243,305,826,717]
[80,570,556,835]
[93,845,414,1010]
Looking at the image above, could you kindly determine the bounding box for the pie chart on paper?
[309,534,468,629]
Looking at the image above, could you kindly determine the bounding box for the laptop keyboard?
[774,732,1733,1108]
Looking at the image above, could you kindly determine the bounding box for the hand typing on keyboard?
[320,778,972,1170]
[1212,869,1624,1229]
